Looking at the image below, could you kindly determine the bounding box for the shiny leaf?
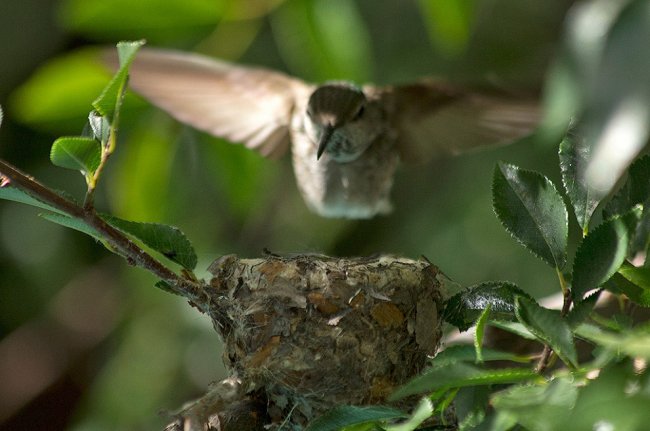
[493,162,568,269]
[443,281,532,331]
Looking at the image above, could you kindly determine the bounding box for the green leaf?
[93,40,145,120]
[384,398,433,431]
[575,323,650,360]
[60,0,222,44]
[416,0,475,55]
[605,266,650,307]
[474,304,491,363]
[493,162,568,269]
[432,345,530,366]
[443,281,532,331]
[390,363,538,401]
[0,186,66,214]
[9,48,114,134]
[491,377,577,431]
[487,320,537,340]
[630,203,650,257]
[568,360,650,431]
[559,132,600,233]
[272,0,371,82]
[604,155,650,219]
[566,290,601,328]
[515,297,577,367]
[39,212,101,240]
[305,405,406,431]
[50,136,101,175]
[102,215,197,270]
[572,216,632,300]
[618,263,650,290]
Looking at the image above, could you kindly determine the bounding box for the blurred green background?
[0,0,575,429]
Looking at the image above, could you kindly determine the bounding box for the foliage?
[1,0,649,430]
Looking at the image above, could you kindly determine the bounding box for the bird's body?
[111,48,539,219]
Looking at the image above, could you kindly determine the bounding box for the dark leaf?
[572,214,635,300]
[443,281,532,331]
[493,162,568,269]
[604,155,650,219]
[559,132,600,232]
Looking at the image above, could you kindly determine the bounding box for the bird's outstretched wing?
[377,79,540,162]
[104,48,312,159]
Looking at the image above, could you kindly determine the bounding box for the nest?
[193,253,445,429]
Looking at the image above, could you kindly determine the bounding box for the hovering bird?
[108,48,539,219]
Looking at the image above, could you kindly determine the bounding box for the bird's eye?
[352,105,365,121]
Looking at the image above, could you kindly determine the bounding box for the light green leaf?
[618,262,650,290]
[559,132,600,233]
[9,48,112,133]
[474,304,491,363]
[416,0,476,55]
[305,405,406,431]
[568,360,650,431]
[384,398,433,431]
[605,270,650,307]
[102,215,197,270]
[390,363,538,401]
[443,281,532,331]
[572,216,632,300]
[272,0,372,82]
[488,320,537,340]
[575,323,650,360]
[60,0,223,43]
[491,377,577,431]
[515,297,577,367]
[432,345,530,366]
[493,162,568,269]
[50,136,101,175]
[93,40,145,120]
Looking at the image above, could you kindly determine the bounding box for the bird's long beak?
[316,125,335,160]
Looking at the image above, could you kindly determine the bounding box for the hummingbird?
[108,48,539,219]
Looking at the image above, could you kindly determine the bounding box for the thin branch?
[0,158,202,300]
